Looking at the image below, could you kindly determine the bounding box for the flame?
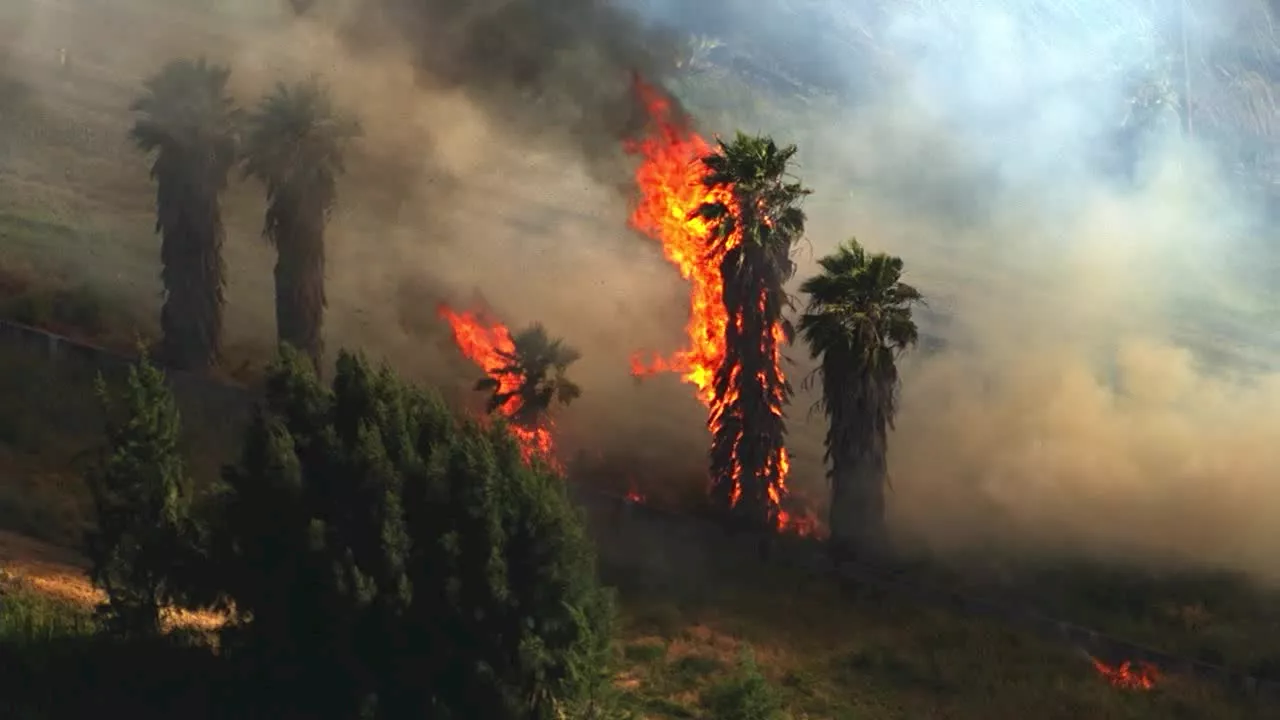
[437,303,559,469]
[625,76,818,536]
[1090,657,1159,690]
[624,77,731,404]
[625,479,646,504]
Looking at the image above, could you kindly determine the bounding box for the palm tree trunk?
[710,241,790,531]
[274,208,327,371]
[828,442,888,560]
[157,170,225,371]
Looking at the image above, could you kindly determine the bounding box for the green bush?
[83,351,196,637]
[202,347,614,719]
[700,648,786,720]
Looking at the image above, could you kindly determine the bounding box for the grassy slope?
[0,273,1276,718]
[0,0,1278,717]
[0,526,1275,719]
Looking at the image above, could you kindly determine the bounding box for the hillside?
[2,1,1280,717]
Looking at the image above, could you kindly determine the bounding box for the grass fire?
[1091,657,1161,691]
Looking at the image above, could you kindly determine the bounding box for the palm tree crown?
[476,324,582,429]
[798,237,921,553]
[131,57,239,371]
[242,78,361,370]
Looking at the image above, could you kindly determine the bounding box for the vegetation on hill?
[0,348,617,718]
[0,2,1278,717]
[84,348,197,637]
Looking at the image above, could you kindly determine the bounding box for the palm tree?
[695,132,810,531]
[476,324,582,429]
[798,238,921,556]
[242,78,361,370]
[130,57,238,371]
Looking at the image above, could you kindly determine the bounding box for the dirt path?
[0,529,224,630]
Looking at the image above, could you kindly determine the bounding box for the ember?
[625,481,646,504]
[437,303,559,469]
[1090,656,1159,690]
[624,76,819,536]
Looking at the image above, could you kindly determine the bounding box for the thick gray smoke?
[335,0,691,192]
[5,0,1280,579]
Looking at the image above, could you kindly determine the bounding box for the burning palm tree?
[625,78,818,534]
[475,323,582,430]
[438,305,579,467]
[798,238,921,556]
[696,133,809,531]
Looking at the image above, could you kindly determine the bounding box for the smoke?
[334,0,691,192]
[5,0,1280,579]
[654,0,1280,579]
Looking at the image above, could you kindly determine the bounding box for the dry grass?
[0,530,224,632]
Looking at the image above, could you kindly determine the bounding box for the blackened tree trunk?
[709,233,793,532]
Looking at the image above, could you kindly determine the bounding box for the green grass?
[604,562,1277,719]
[2,546,1275,719]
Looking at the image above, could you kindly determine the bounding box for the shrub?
[700,648,786,720]
[206,347,614,719]
[83,351,194,637]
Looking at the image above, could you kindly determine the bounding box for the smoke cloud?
[336,0,690,192]
[5,0,1280,580]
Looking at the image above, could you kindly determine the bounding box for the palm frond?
[242,77,362,233]
[799,237,923,439]
[474,323,583,425]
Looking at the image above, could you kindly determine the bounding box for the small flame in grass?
[778,508,825,538]
[1091,657,1159,690]
[437,303,559,470]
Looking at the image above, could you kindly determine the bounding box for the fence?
[0,318,1277,701]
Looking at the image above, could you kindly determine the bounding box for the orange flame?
[624,78,731,405]
[437,303,559,470]
[625,76,817,536]
[1090,657,1159,690]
